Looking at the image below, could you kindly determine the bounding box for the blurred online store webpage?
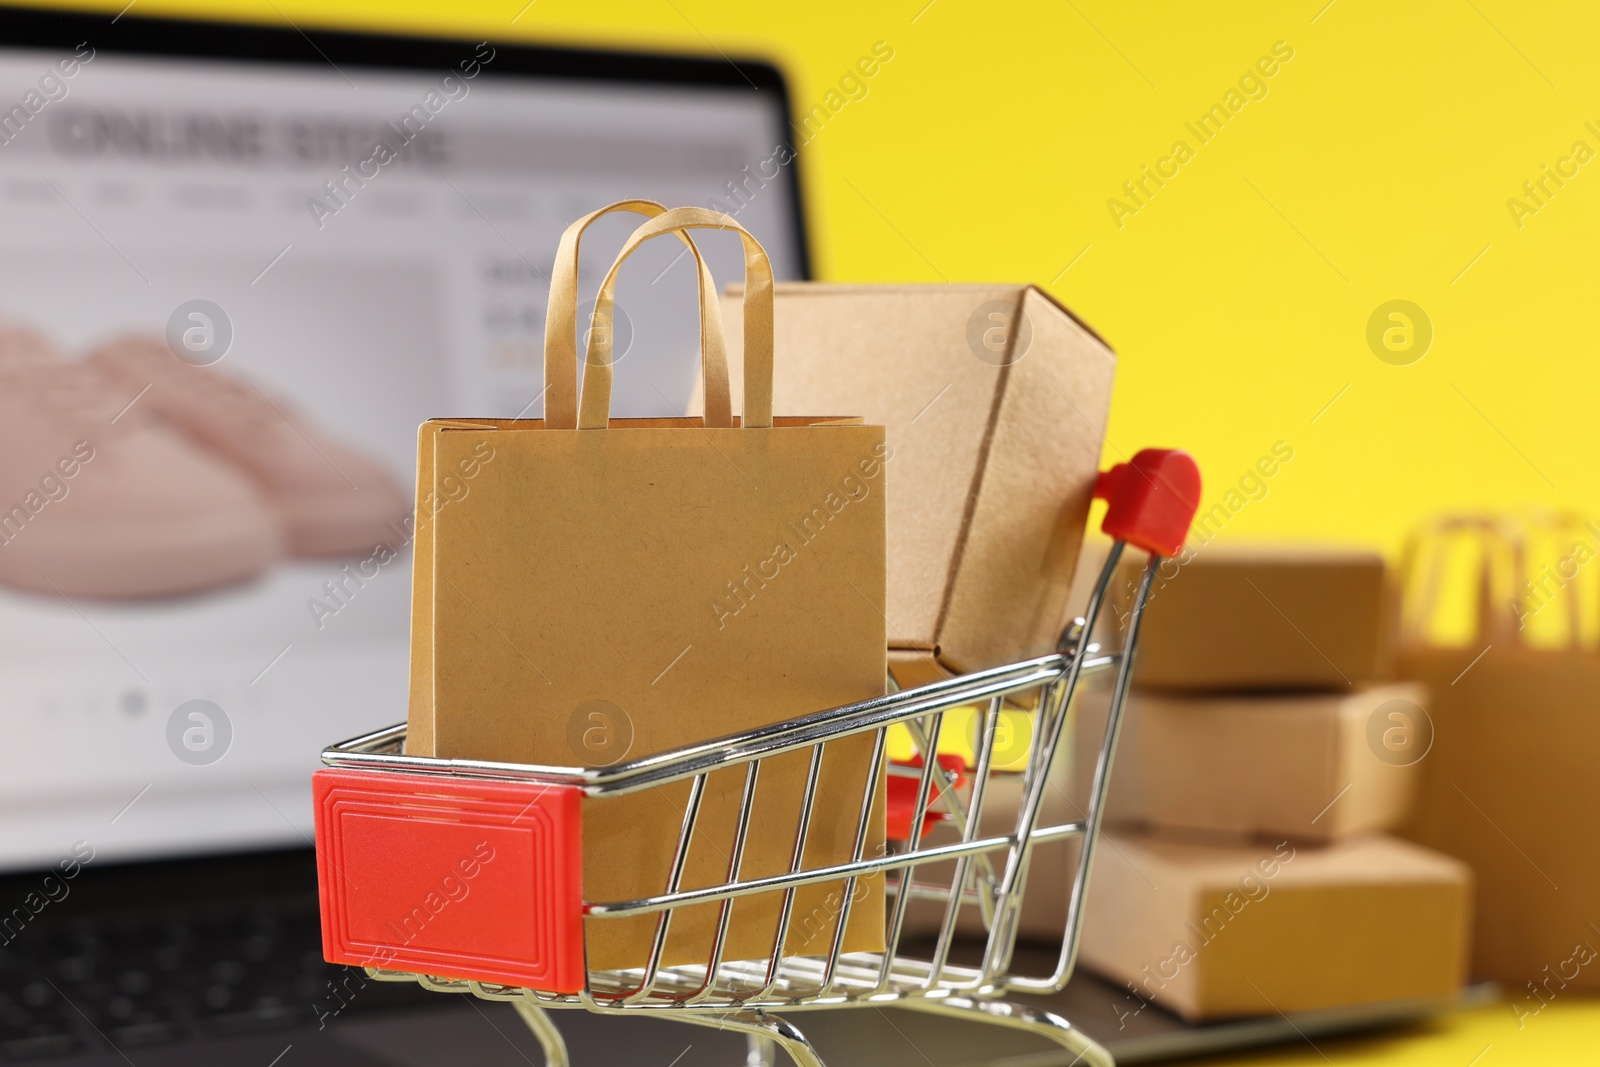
[0,45,801,869]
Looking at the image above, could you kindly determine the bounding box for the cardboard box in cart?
[699,283,1117,680]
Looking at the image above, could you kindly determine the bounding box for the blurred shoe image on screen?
[90,334,409,557]
[0,322,283,599]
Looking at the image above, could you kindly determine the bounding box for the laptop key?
[0,863,440,1059]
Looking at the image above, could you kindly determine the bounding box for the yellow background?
[25,0,1596,1060]
[32,0,1591,564]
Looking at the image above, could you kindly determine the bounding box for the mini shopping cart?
[314,448,1201,1067]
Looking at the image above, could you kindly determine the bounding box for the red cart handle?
[1094,448,1202,558]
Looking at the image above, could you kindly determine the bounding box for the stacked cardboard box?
[1073,543,1472,1021]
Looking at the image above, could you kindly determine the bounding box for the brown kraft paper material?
[406,203,887,975]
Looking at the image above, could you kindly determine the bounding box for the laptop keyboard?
[0,850,437,1061]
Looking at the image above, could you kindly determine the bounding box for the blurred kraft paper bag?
[405,204,887,975]
[1398,514,1600,988]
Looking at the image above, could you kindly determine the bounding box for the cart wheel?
[894,996,1113,1067]
[672,1009,826,1067]
[746,1033,776,1067]
[512,997,571,1067]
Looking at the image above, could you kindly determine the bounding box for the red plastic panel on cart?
[314,768,585,993]
[886,753,969,840]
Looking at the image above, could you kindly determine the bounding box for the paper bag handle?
[579,207,774,430]
[543,200,733,429]
[1399,512,1586,650]
[1399,515,1521,648]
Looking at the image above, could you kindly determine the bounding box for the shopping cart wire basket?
[314,447,1202,1067]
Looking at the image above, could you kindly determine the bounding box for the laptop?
[0,7,1479,1064]
[0,5,807,1061]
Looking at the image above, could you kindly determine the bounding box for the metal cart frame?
[315,448,1200,1067]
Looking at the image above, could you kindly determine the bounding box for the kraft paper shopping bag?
[406,203,888,975]
[403,198,724,757]
[1399,513,1600,988]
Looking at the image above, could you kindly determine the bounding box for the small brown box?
[1080,832,1471,1021]
[703,283,1116,676]
[1115,544,1391,691]
[1114,684,1428,842]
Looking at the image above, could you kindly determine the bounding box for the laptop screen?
[0,21,804,870]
